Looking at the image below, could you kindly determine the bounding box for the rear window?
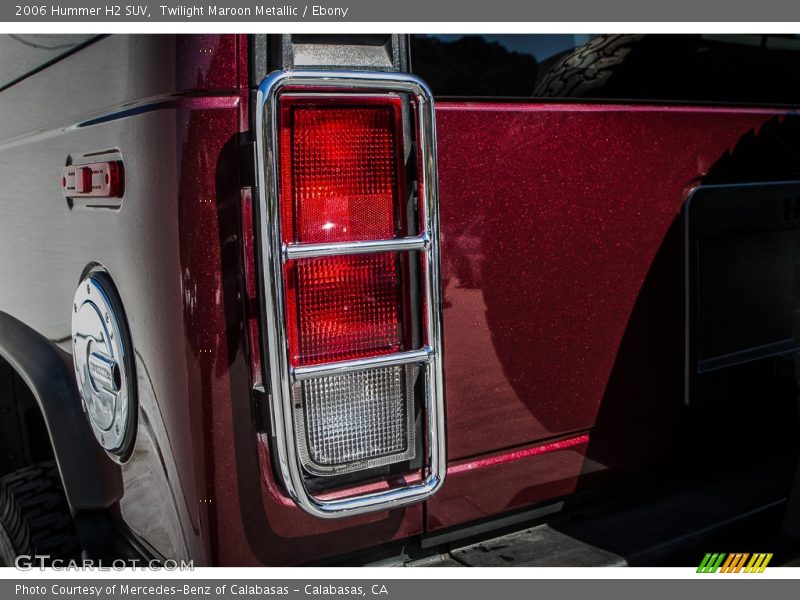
[410,34,800,106]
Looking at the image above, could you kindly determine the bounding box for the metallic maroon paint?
[425,102,786,530]
[448,434,591,475]
[437,103,783,459]
[167,39,794,561]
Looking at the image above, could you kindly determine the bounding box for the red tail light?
[256,70,445,518]
[280,98,409,366]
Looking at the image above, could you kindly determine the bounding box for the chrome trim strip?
[254,69,446,519]
[283,234,429,260]
[0,92,240,152]
[292,348,433,382]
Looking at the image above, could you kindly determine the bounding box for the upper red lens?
[280,99,404,243]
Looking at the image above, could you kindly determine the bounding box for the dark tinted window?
[411,34,800,106]
[0,35,95,90]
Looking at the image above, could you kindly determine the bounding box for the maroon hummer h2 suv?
[1,34,800,567]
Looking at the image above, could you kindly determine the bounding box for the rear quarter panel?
[430,102,788,528]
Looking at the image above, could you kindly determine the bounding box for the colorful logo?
[697,553,773,573]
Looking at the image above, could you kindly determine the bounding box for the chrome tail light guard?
[254,70,446,519]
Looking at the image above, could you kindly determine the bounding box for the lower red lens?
[285,253,404,366]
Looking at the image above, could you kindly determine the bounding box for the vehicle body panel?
[0,34,427,567]
[0,33,251,564]
[1,34,797,564]
[428,102,785,528]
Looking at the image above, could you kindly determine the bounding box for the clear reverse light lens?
[294,365,417,476]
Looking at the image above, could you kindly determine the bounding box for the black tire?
[534,34,705,100]
[534,35,644,98]
[0,461,80,566]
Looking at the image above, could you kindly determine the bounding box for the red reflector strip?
[285,253,405,366]
[61,161,124,199]
[280,100,405,244]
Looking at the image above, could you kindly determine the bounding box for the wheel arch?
[0,311,120,514]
